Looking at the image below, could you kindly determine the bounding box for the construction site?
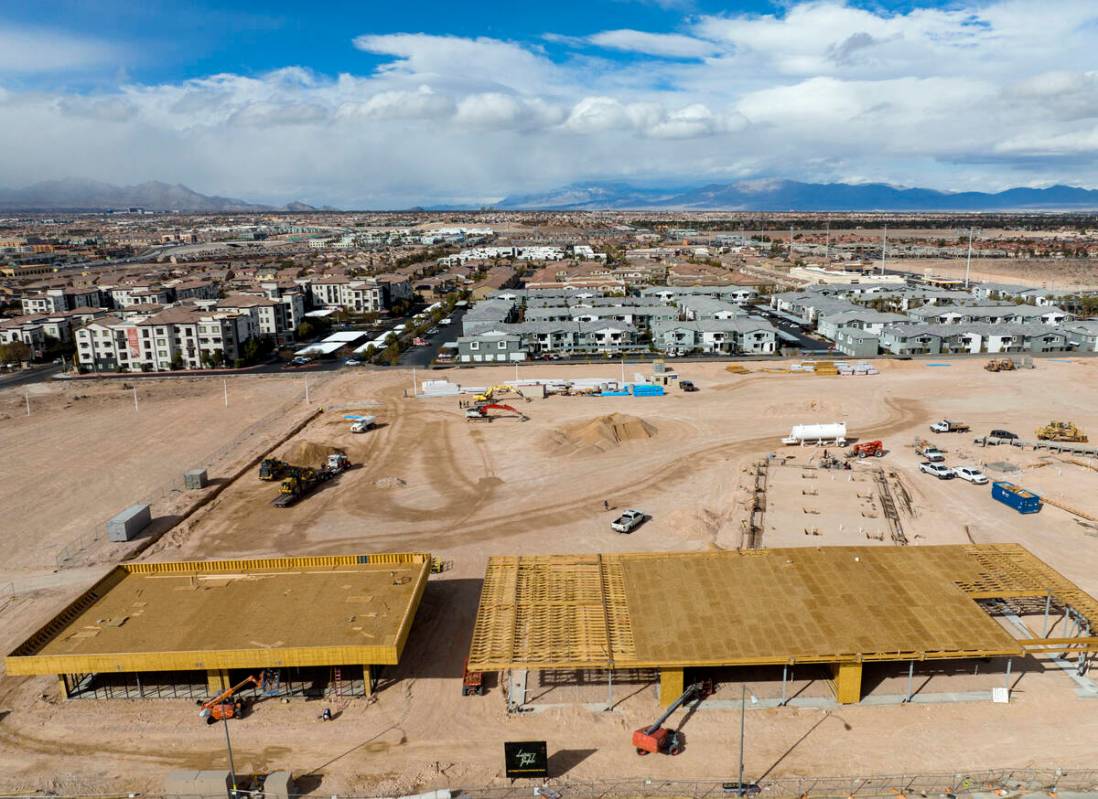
[5,359,1098,796]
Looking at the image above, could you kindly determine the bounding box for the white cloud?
[0,25,121,73]
[588,29,717,59]
[3,2,1098,205]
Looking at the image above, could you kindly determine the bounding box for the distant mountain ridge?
[494,179,1098,211]
[0,179,322,212]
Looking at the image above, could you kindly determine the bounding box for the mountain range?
[0,179,324,212]
[494,179,1098,211]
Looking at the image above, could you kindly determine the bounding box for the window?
[469,341,479,350]
[497,341,507,349]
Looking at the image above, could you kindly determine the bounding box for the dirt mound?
[549,413,657,455]
[282,440,345,467]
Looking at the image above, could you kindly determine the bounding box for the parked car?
[916,445,946,462]
[439,318,453,326]
[611,509,648,533]
[290,356,311,366]
[427,327,440,335]
[919,462,955,479]
[679,380,698,392]
[344,358,362,367]
[954,466,989,485]
[989,429,1018,440]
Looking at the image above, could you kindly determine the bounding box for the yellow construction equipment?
[1036,421,1088,443]
[474,384,526,403]
[985,358,1015,372]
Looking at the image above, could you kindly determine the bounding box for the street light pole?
[738,684,746,796]
[222,717,238,798]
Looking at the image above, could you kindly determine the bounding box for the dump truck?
[345,414,378,433]
[930,419,969,434]
[1036,421,1088,443]
[782,422,848,447]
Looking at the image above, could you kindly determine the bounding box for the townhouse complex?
[770,279,1098,358]
[456,285,778,362]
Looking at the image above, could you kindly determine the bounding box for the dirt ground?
[886,257,1098,289]
[4,359,1098,794]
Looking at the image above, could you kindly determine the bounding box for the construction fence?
[12,770,1098,799]
[462,769,1098,799]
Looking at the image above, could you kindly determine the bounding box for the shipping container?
[107,503,151,542]
[991,481,1042,514]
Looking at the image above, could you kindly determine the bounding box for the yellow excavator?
[474,384,528,403]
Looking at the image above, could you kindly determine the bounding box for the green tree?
[0,341,31,363]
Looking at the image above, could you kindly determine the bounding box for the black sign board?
[504,740,549,779]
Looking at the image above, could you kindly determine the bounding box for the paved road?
[0,364,62,389]
[399,307,467,368]
[752,307,833,352]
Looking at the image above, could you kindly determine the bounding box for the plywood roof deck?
[7,554,430,676]
[467,544,1098,671]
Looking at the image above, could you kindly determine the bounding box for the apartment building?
[21,286,103,314]
[75,307,255,372]
[651,318,778,355]
[217,293,302,344]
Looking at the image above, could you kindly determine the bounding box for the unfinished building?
[467,545,1098,707]
[6,553,431,700]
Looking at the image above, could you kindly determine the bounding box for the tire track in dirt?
[334,396,927,551]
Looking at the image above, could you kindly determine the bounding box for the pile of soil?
[282,441,345,467]
[549,413,657,455]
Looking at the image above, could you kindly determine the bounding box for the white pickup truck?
[611,509,648,534]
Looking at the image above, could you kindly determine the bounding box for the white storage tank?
[782,422,848,446]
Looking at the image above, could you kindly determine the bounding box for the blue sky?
[1,1,1097,207]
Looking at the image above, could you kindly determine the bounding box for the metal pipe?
[780,664,787,706]
[906,660,914,703]
[1043,593,1052,637]
[1005,658,1013,693]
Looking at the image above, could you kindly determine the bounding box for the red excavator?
[465,403,529,422]
[632,681,711,756]
[198,672,266,724]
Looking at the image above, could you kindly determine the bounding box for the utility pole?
[223,379,229,408]
[880,226,888,275]
[304,377,310,404]
[24,390,30,416]
[964,227,975,289]
[412,366,417,398]
[132,387,139,412]
[825,219,831,265]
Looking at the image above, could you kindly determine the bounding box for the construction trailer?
[467,545,1098,708]
[6,553,431,701]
